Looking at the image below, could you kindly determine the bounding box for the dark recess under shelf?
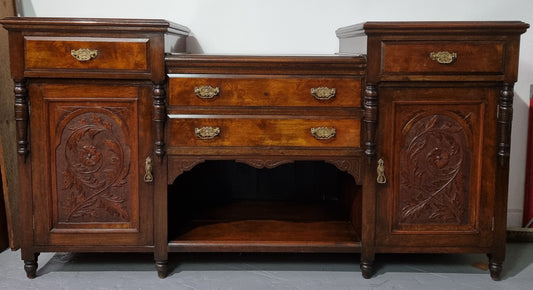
[168,161,361,253]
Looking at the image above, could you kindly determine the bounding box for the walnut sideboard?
[1,17,528,280]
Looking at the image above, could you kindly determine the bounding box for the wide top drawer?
[382,41,504,75]
[168,76,362,108]
[24,36,150,74]
[1,17,191,80]
[336,21,529,82]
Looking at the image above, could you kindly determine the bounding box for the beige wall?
[0,0,18,249]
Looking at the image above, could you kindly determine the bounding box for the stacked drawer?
[165,55,366,156]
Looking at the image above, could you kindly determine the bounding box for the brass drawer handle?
[144,156,154,183]
[195,126,221,140]
[71,48,98,62]
[310,127,336,140]
[429,51,457,64]
[377,158,387,184]
[194,86,220,99]
[311,87,336,101]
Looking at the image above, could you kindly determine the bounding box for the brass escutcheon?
[311,87,336,101]
[194,86,220,99]
[310,127,336,140]
[195,126,221,140]
[377,158,387,184]
[71,48,98,62]
[144,156,154,183]
[429,51,457,64]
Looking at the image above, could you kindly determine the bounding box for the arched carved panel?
[398,113,471,225]
[55,109,132,223]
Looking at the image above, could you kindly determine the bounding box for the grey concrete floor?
[0,243,532,289]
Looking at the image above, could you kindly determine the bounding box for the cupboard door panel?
[31,83,153,246]
[394,105,479,232]
[53,107,136,227]
[377,88,495,249]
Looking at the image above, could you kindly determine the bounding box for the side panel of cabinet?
[376,87,496,250]
[29,83,153,246]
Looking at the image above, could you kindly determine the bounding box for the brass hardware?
[71,48,98,62]
[194,86,220,99]
[144,157,153,183]
[311,87,336,101]
[429,51,457,64]
[195,126,220,139]
[310,127,336,140]
[377,158,387,184]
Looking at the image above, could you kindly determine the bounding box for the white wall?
[19,0,533,226]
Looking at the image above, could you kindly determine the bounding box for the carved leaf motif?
[70,198,98,219]
[56,110,131,223]
[425,115,438,130]
[99,193,129,219]
[398,114,471,225]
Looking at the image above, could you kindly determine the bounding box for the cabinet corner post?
[363,83,378,158]
[14,79,29,162]
[152,82,167,160]
[497,83,514,166]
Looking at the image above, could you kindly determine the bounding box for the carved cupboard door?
[376,87,496,249]
[29,83,153,246]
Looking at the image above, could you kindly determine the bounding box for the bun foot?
[24,260,38,279]
[360,261,374,279]
[489,261,503,281]
[155,260,168,278]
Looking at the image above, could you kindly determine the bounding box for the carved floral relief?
[398,113,471,225]
[55,109,132,223]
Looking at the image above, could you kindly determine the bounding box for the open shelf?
[168,161,361,253]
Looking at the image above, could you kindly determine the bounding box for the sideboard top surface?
[165,54,367,75]
[336,21,530,38]
[0,17,190,35]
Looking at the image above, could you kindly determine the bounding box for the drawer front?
[168,77,362,107]
[24,36,149,72]
[168,118,361,148]
[382,41,504,74]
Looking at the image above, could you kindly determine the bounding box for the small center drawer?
[168,77,362,107]
[168,117,361,148]
[24,36,149,72]
[382,41,504,74]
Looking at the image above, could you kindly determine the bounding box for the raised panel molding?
[55,109,132,224]
[398,113,471,225]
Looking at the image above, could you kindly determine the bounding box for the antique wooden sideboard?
[0,17,528,280]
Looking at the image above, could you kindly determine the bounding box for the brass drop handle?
[377,158,387,184]
[310,127,336,140]
[429,51,457,64]
[194,86,220,99]
[311,87,336,101]
[71,48,98,62]
[144,156,154,183]
[195,126,221,140]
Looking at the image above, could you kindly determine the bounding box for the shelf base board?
[168,241,361,253]
[169,220,360,253]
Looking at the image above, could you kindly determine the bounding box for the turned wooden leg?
[360,260,374,279]
[155,260,168,278]
[23,253,39,279]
